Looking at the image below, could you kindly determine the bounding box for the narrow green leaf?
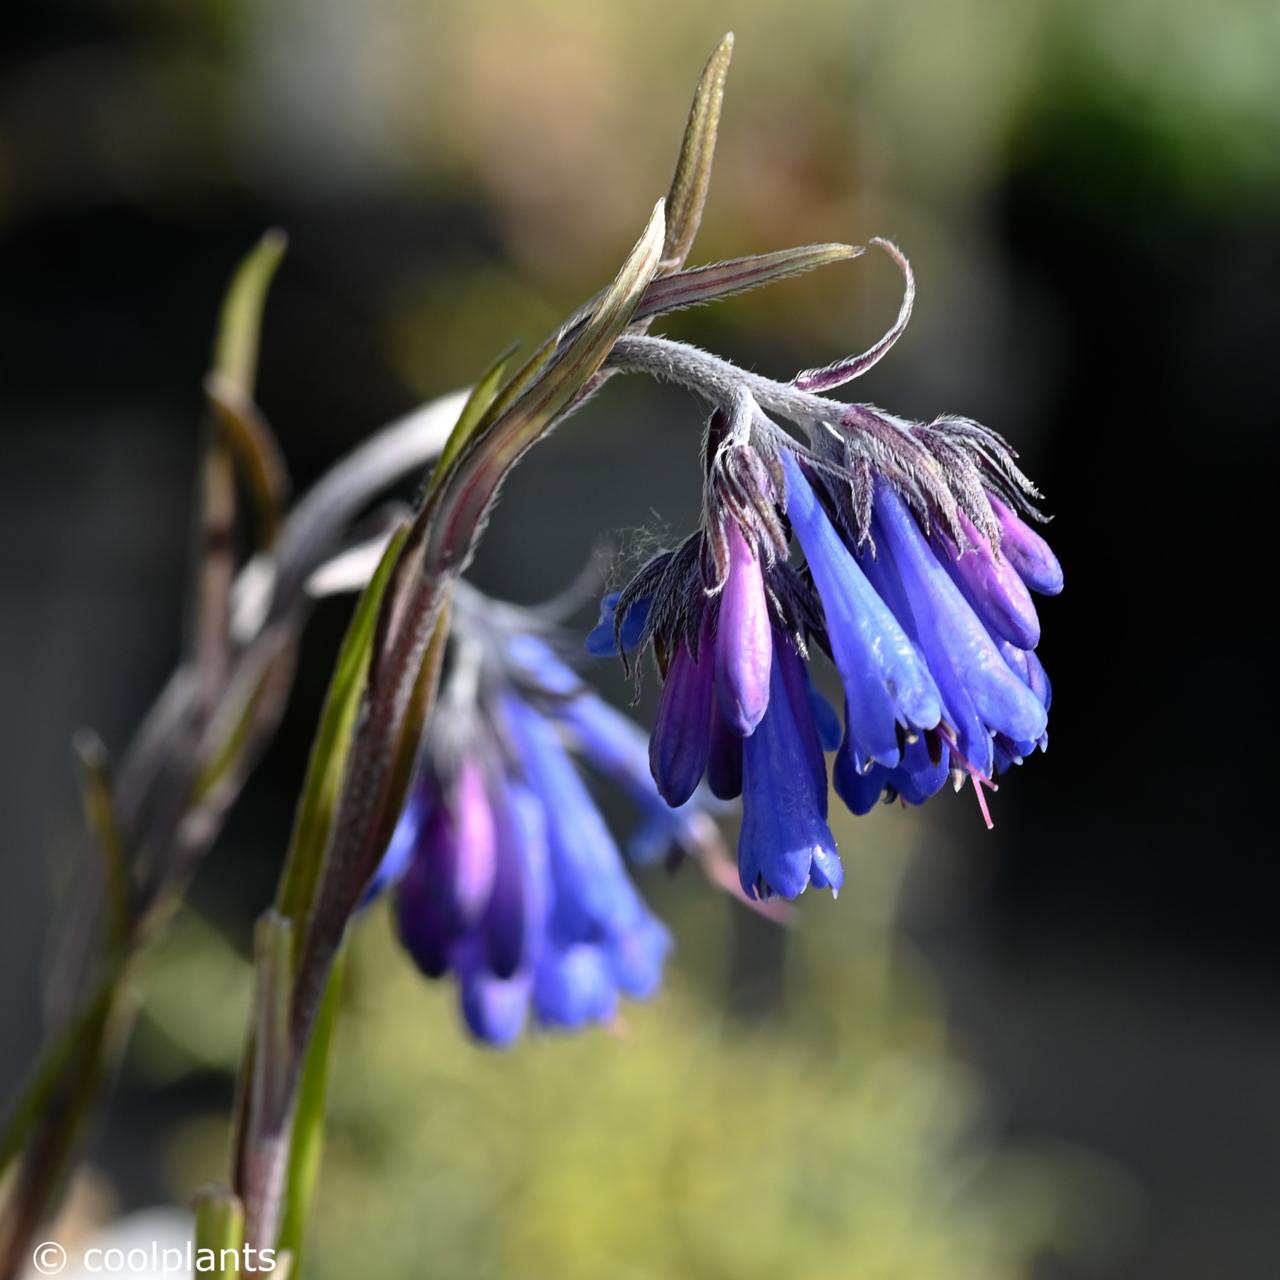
[249,912,293,1137]
[206,376,291,549]
[0,987,112,1175]
[275,953,344,1271]
[425,344,518,499]
[213,230,287,399]
[366,596,451,870]
[636,243,860,323]
[70,729,132,957]
[662,33,734,272]
[468,331,560,441]
[188,646,286,810]
[192,1185,245,1280]
[274,521,411,948]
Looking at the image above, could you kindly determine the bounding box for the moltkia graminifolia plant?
[3,32,1063,1278]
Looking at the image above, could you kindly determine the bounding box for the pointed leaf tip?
[637,242,861,322]
[662,36,735,273]
[214,229,288,398]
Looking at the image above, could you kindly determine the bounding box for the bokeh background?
[3,1,1277,1277]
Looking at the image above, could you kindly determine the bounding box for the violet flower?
[592,240,1062,897]
[369,587,689,1046]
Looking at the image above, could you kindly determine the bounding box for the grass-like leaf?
[206,376,290,549]
[276,954,343,1272]
[662,33,734,272]
[192,1185,245,1280]
[70,730,131,958]
[636,243,860,323]
[273,522,412,952]
[213,229,287,398]
[425,345,517,500]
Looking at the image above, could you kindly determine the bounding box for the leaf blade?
[425,343,518,500]
[637,243,861,323]
[213,230,287,398]
[662,33,735,272]
[275,953,344,1272]
[273,521,411,945]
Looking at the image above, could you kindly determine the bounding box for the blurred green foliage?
[139,807,1119,1279]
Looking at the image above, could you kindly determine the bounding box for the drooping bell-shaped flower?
[370,585,690,1047]
[590,403,847,899]
[714,520,773,736]
[738,638,842,899]
[592,236,1062,877]
[648,612,715,808]
[780,450,941,772]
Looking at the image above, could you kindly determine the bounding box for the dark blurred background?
[3,2,1277,1278]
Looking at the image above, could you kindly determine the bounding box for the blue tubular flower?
[835,732,949,816]
[585,402,852,900]
[502,694,671,1002]
[648,613,715,807]
[868,483,1047,779]
[393,758,496,977]
[739,635,843,899]
[482,776,548,982]
[550,685,716,865]
[591,238,1063,884]
[585,592,651,657]
[374,585,686,1047]
[780,450,942,770]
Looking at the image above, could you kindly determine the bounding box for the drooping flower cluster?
[593,242,1062,901]
[369,585,700,1046]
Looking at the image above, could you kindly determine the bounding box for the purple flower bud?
[714,521,773,735]
[395,812,456,979]
[870,485,1047,776]
[391,757,495,973]
[648,614,714,806]
[935,511,1041,650]
[449,758,498,926]
[988,492,1063,596]
[483,780,548,981]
